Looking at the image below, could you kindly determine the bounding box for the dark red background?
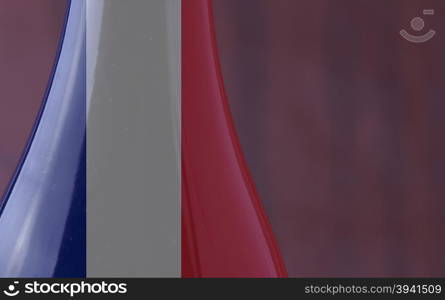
[0,0,68,201]
[213,0,445,276]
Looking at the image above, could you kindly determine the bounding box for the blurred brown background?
[213,0,445,276]
[0,0,68,202]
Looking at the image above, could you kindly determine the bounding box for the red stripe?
[182,0,287,277]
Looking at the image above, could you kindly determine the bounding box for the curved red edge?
[182,0,288,278]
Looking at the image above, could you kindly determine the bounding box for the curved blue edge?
[0,0,86,277]
[0,1,72,215]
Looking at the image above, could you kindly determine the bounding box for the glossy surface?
[182,0,286,277]
[0,0,85,277]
